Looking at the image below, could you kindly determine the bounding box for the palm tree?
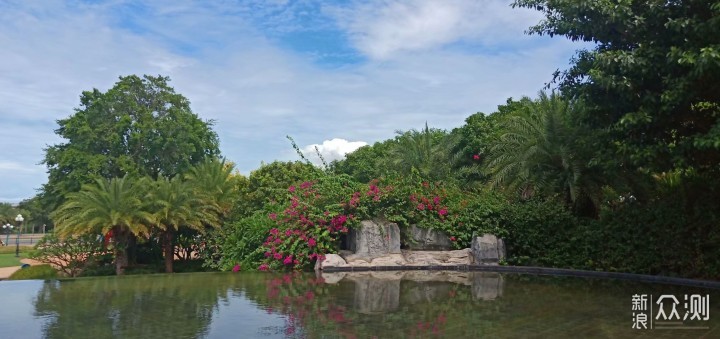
[51,176,150,275]
[484,92,601,212]
[184,157,237,218]
[145,175,220,273]
[388,123,455,181]
[146,158,233,273]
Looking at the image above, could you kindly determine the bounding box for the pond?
[0,271,717,338]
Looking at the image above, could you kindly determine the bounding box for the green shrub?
[8,264,58,280]
[30,233,110,277]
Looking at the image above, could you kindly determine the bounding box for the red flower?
[473,154,480,160]
[288,185,296,192]
[438,208,448,216]
[308,238,317,247]
[450,236,456,241]
[417,203,426,210]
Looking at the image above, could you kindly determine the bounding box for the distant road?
[0,233,47,246]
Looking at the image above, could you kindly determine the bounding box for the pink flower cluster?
[258,180,352,271]
[410,193,449,218]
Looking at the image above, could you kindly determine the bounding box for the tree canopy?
[42,75,220,210]
[513,0,720,175]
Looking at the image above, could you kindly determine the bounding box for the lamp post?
[15,214,23,257]
[2,223,13,246]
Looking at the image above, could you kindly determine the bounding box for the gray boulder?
[403,225,453,250]
[471,234,506,264]
[347,219,401,256]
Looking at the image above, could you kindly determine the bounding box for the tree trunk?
[113,226,128,275]
[127,234,137,266]
[163,229,174,273]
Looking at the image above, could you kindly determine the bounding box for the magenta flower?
[258,263,269,271]
[308,238,317,247]
[270,228,279,235]
[473,154,480,160]
[283,255,293,265]
[417,203,425,210]
[433,196,440,204]
[438,208,448,216]
[232,264,241,272]
[269,213,277,220]
[288,185,296,192]
[274,252,283,260]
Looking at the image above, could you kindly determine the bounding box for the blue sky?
[0,0,586,203]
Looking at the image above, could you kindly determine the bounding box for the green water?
[0,271,717,338]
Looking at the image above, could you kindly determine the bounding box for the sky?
[0,0,587,203]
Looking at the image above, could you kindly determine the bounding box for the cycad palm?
[184,158,237,218]
[51,176,150,275]
[146,175,219,273]
[485,92,600,210]
[389,123,453,181]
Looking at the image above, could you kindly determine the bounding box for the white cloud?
[326,0,544,59]
[301,138,368,165]
[0,0,585,202]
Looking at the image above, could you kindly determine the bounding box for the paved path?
[0,259,43,280]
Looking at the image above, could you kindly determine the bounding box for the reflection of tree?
[33,273,238,338]
[241,271,718,338]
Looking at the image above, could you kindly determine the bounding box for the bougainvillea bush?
[256,175,362,271]
[215,171,513,271]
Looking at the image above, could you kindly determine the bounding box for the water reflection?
[23,271,720,338]
[33,274,236,338]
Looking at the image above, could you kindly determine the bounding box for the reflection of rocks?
[350,275,400,314]
[403,225,453,250]
[471,272,504,301]
[318,271,506,315]
[405,282,452,304]
[347,219,401,257]
[319,271,347,284]
[471,234,506,264]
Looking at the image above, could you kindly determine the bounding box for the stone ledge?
[319,264,720,289]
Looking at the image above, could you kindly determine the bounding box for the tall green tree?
[233,161,323,218]
[42,75,220,211]
[330,139,396,183]
[513,0,720,175]
[51,176,150,275]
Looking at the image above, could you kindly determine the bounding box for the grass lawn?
[0,253,24,267]
[0,246,33,267]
